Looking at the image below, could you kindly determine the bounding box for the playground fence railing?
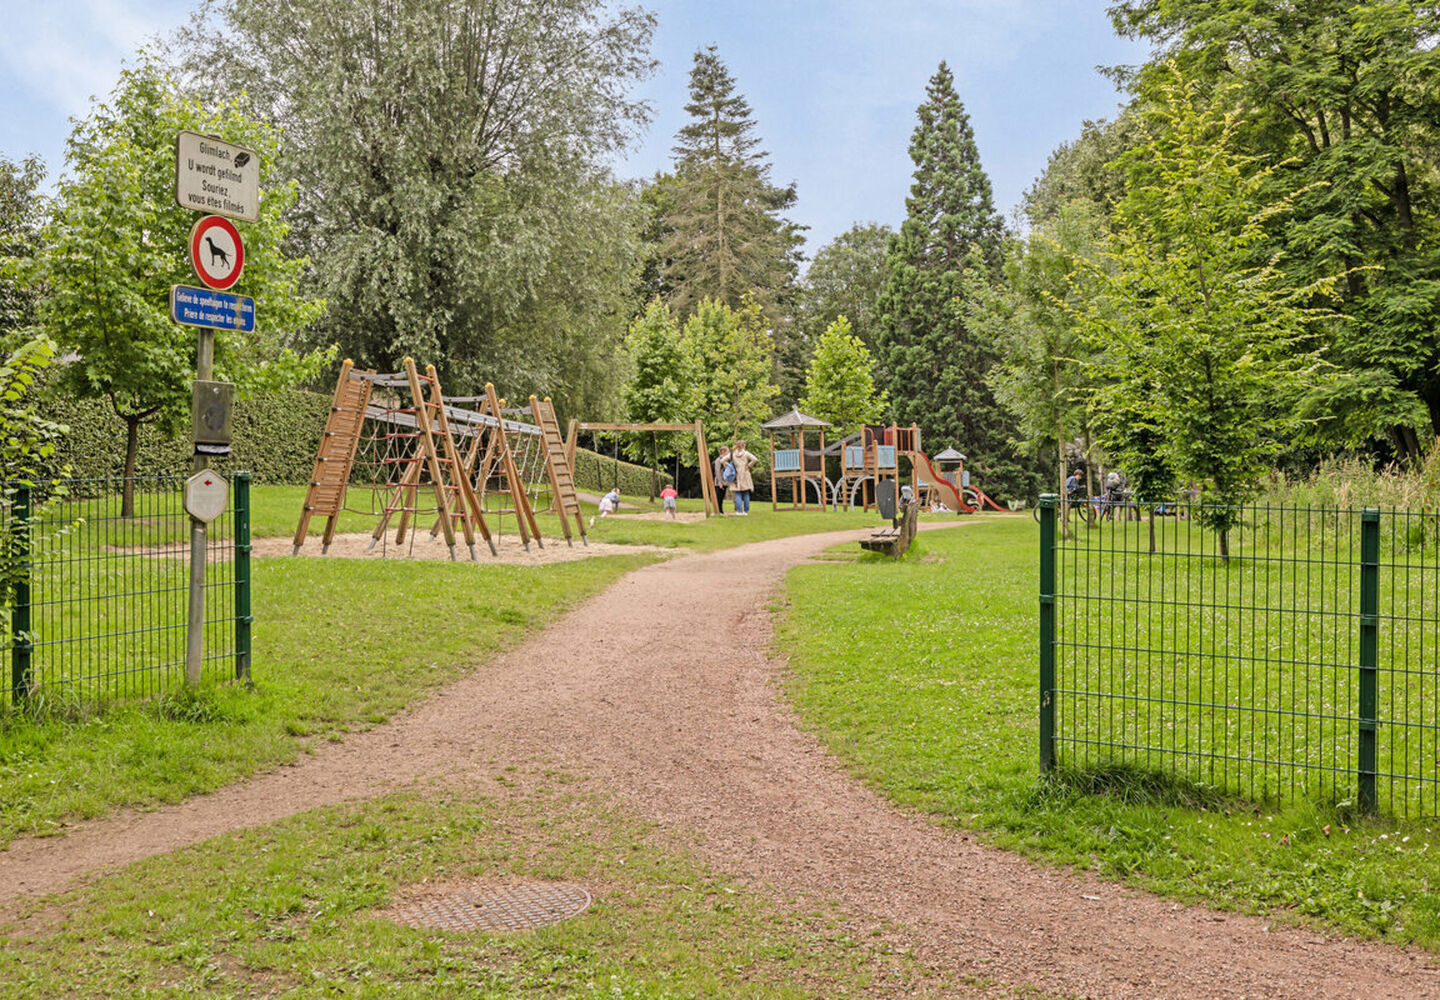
[1037,495,1440,818]
[3,473,251,714]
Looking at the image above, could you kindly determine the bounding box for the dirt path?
[3,523,1438,998]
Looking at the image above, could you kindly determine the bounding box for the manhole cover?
[388,882,593,933]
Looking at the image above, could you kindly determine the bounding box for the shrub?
[44,389,332,485]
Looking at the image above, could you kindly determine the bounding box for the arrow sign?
[190,215,245,291]
[184,468,229,523]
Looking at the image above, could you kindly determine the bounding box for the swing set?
[564,420,721,516]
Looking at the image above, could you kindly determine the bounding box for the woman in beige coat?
[729,440,758,515]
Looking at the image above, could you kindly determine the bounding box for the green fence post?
[234,472,252,684]
[1358,508,1380,813]
[1039,493,1058,772]
[10,483,32,704]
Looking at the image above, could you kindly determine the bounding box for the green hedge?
[572,447,671,496]
[44,389,333,485]
[40,388,678,496]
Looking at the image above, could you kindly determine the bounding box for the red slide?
[912,451,975,513]
[969,485,1009,512]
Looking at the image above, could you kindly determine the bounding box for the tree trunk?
[1219,527,1230,563]
[121,416,141,518]
[1394,425,1423,468]
[1423,377,1440,461]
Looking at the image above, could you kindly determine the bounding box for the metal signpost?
[175,133,253,687]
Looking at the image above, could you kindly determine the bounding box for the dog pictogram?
[204,236,232,271]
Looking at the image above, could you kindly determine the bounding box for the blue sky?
[0,0,1150,254]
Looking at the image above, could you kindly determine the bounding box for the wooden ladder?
[530,395,587,546]
[293,360,374,554]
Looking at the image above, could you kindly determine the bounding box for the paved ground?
[3,522,1439,998]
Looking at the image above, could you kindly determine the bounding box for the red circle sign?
[189,215,245,291]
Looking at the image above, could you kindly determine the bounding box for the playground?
[290,368,1008,569]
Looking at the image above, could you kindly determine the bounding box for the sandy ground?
[278,524,674,564]
[4,521,1440,997]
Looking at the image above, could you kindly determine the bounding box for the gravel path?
[3,523,1438,998]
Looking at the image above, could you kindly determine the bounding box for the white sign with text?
[175,131,259,223]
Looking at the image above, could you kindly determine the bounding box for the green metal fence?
[3,473,252,711]
[1038,495,1440,818]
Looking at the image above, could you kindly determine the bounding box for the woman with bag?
[729,440,758,515]
[712,445,731,514]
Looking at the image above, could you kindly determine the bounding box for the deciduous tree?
[176,0,656,416]
[977,203,1105,517]
[34,62,328,514]
[799,317,887,437]
[678,296,777,449]
[1109,0,1440,461]
[1080,69,1335,556]
[0,154,48,349]
[622,299,694,497]
[798,222,892,354]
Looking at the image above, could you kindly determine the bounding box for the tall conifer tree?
[660,46,804,323]
[877,63,1030,497]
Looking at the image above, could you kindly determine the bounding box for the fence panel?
[3,474,250,712]
[1041,499,1440,818]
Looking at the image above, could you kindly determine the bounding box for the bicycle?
[1031,493,1097,526]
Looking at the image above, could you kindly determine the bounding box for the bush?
[44,389,333,485]
[42,385,682,497]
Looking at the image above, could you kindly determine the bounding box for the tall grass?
[1257,455,1440,511]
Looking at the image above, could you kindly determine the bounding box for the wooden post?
[430,373,489,558]
[769,431,777,511]
[696,420,718,516]
[406,360,460,559]
[797,429,806,511]
[819,428,828,512]
[485,383,540,549]
[563,418,579,511]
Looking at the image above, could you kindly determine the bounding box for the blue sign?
[170,284,255,332]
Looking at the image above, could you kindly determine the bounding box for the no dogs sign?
[189,215,245,291]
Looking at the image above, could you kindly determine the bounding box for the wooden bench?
[858,500,920,559]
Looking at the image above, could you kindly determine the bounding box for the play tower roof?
[762,408,831,430]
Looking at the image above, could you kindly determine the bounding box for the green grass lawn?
[2,486,1005,997]
[273,481,881,555]
[778,517,1440,949]
[0,485,885,845]
[0,784,968,999]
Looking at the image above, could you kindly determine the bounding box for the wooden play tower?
[763,408,830,511]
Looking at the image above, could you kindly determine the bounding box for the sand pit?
[271,528,671,565]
